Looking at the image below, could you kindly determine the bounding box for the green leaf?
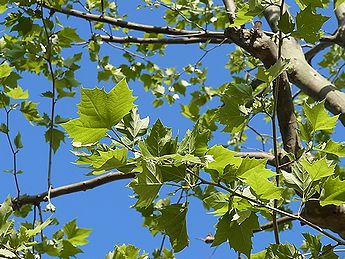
[20,101,42,123]
[301,233,322,257]
[0,63,13,79]
[62,79,136,144]
[130,161,162,208]
[266,243,304,258]
[177,122,210,156]
[251,250,266,259]
[300,157,335,181]
[243,172,282,200]
[44,128,65,153]
[278,12,295,34]
[316,140,345,157]
[116,107,149,141]
[213,212,259,257]
[14,132,23,149]
[205,145,241,176]
[0,198,13,227]
[63,219,91,245]
[157,204,188,252]
[60,240,83,258]
[217,83,253,133]
[106,244,148,259]
[257,58,290,83]
[296,0,328,9]
[203,192,230,216]
[144,119,177,157]
[5,86,28,99]
[304,100,339,132]
[76,148,129,175]
[26,217,54,238]
[283,164,313,199]
[58,27,83,48]
[0,123,8,134]
[231,4,263,27]
[235,157,275,179]
[320,177,345,206]
[294,6,329,43]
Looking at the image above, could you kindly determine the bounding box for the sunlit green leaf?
[63,219,91,245]
[62,79,136,144]
[320,177,345,206]
[5,86,28,99]
[304,100,338,132]
[300,157,335,181]
[316,140,345,157]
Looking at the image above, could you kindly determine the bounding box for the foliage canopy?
[1,0,345,258]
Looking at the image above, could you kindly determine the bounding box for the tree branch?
[254,215,296,233]
[43,4,223,38]
[221,0,236,23]
[304,42,333,64]
[99,35,230,44]
[13,151,275,207]
[14,171,136,207]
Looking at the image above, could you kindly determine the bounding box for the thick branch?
[304,42,333,64]
[99,35,230,44]
[221,0,236,23]
[14,171,136,207]
[44,4,223,38]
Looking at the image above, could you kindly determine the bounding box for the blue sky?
[1,1,344,258]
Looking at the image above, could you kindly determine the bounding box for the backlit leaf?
[62,79,135,144]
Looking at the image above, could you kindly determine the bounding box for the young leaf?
[203,192,230,216]
[243,172,282,200]
[157,204,188,252]
[144,119,176,157]
[5,86,28,99]
[320,177,345,206]
[0,63,13,79]
[217,83,253,133]
[57,27,83,48]
[266,243,304,258]
[300,157,335,181]
[316,140,345,157]
[294,6,329,43]
[63,219,92,245]
[26,218,54,238]
[106,244,148,259]
[20,100,42,123]
[45,128,65,153]
[14,132,23,149]
[76,148,129,175]
[116,107,149,141]
[278,12,295,34]
[205,145,241,176]
[257,58,290,83]
[212,212,259,257]
[177,122,210,156]
[62,79,136,144]
[129,161,162,208]
[304,100,339,132]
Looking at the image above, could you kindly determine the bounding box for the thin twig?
[40,3,56,191]
[42,4,224,38]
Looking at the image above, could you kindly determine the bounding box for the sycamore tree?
[1,0,345,258]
